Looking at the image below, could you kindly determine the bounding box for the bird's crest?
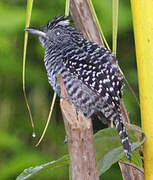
[46,15,70,30]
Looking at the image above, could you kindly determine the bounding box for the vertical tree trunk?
[59,75,99,180]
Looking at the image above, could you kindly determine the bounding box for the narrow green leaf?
[35,92,56,146]
[16,155,69,180]
[112,0,139,104]
[65,0,70,16]
[112,0,119,56]
[88,0,110,50]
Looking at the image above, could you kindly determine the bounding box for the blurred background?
[0,0,140,179]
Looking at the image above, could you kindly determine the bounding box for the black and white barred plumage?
[25,15,131,159]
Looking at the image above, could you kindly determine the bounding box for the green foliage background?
[0,0,140,179]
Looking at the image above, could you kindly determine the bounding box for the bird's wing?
[63,41,124,107]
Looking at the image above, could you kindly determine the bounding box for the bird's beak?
[24,27,47,39]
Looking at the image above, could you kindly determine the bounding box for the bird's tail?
[114,117,131,160]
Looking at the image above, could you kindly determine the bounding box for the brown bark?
[119,161,144,180]
[70,0,144,179]
[59,75,99,180]
[70,0,103,45]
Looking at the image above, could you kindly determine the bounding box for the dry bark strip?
[70,0,144,179]
[119,161,144,180]
[59,74,99,180]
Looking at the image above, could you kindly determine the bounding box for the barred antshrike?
[25,15,131,159]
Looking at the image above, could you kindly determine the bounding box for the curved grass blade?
[112,0,119,56]
[121,71,140,106]
[35,93,56,146]
[112,0,139,105]
[23,0,35,136]
[88,0,110,50]
[65,0,70,16]
[36,0,71,146]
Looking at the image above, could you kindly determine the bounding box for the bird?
[25,15,131,159]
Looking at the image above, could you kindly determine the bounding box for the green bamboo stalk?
[131,0,153,179]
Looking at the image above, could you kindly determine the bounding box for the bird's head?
[25,16,74,49]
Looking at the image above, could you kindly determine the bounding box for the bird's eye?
[56,31,60,36]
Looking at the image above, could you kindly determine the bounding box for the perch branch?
[59,74,99,180]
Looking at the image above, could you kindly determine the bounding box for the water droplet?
[32,132,36,138]
[64,135,68,143]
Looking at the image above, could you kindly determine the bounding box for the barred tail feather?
[114,118,131,160]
